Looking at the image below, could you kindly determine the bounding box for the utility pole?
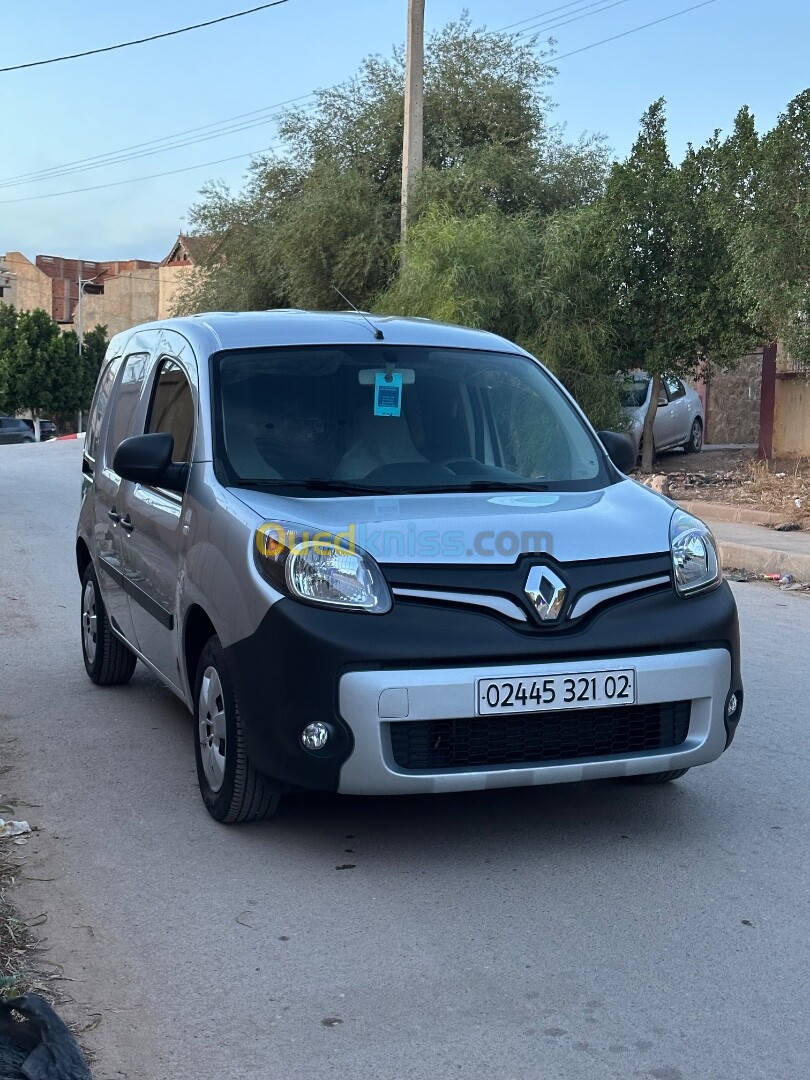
[77,274,98,434]
[400,0,425,259]
[77,274,98,356]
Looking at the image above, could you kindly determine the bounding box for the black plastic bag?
[0,994,91,1080]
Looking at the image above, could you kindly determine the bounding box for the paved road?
[1,441,807,1080]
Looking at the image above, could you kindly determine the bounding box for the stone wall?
[158,264,193,318]
[0,251,53,314]
[78,270,160,338]
[704,351,762,445]
[773,374,810,456]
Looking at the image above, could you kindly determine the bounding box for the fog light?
[301,722,329,751]
[726,692,738,717]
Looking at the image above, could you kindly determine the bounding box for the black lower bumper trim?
[224,580,742,792]
[389,701,691,770]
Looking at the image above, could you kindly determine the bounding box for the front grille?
[389,701,691,771]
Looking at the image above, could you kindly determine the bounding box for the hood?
[230,479,676,566]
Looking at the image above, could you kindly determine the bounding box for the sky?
[1,0,808,264]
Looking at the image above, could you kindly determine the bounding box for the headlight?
[254,522,391,613]
[669,510,722,596]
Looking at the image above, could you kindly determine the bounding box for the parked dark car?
[21,418,58,441]
[0,416,36,445]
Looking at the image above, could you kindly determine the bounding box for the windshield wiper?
[233,478,394,495]
[454,479,550,492]
[232,478,551,495]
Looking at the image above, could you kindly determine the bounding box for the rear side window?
[146,358,195,463]
[664,375,686,400]
[85,356,122,463]
[106,353,149,464]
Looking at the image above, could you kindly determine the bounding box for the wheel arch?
[184,604,218,700]
[76,537,92,582]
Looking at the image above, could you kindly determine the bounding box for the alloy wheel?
[81,578,98,664]
[690,419,703,452]
[198,666,227,793]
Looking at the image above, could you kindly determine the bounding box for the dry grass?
[665,452,809,529]
[0,789,58,1006]
[744,458,809,526]
[0,841,38,1001]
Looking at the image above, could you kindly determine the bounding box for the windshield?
[619,376,650,408]
[212,345,609,495]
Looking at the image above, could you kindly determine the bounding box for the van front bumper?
[224,580,742,794]
[338,648,731,794]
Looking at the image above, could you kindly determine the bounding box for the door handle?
[108,507,121,523]
[120,515,134,533]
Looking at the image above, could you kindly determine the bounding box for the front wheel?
[81,565,137,685]
[684,418,703,453]
[194,636,281,823]
[626,769,690,785]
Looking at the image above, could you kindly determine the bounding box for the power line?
[0,93,316,188]
[497,0,607,33]
[0,1,639,192]
[0,103,315,190]
[0,146,281,205]
[0,0,632,190]
[510,0,636,41]
[0,0,720,207]
[549,0,718,61]
[0,0,292,74]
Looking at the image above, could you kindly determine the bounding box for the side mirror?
[597,430,636,475]
[657,394,668,407]
[113,432,187,491]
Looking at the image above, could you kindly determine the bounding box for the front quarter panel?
[181,463,282,660]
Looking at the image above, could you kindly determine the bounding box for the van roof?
[108,309,527,357]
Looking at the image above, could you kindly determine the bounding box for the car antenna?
[331,285,384,340]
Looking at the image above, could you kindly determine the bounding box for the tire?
[626,769,690,785]
[684,418,703,454]
[194,635,281,823]
[81,564,137,686]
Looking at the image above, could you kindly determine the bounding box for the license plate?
[477,669,636,715]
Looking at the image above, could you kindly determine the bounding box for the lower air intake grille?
[389,701,691,771]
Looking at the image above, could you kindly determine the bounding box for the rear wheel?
[684,418,703,453]
[81,565,137,685]
[626,769,690,785]
[194,635,281,823]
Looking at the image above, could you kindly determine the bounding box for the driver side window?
[146,358,195,464]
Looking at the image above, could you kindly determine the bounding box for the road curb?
[716,541,810,579]
[680,499,789,527]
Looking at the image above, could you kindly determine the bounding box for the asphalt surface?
[1,441,808,1080]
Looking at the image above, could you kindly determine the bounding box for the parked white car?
[620,373,704,459]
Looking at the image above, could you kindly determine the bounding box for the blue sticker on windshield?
[374,372,402,416]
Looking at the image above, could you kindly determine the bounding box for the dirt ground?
[647,446,809,529]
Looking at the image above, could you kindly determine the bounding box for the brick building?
[0,235,203,338]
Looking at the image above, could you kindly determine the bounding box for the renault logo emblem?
[525,567,567,622]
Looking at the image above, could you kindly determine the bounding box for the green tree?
[377,206,545,338]
[722,90,810,364]
[601,99,759,471]
[61,324,109,418]
[174,15,609,315]
[0,303,18,410]
[6,308,63,420]
[533,204,620,429]
[1,307,107,425]
[376,204,621,429]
